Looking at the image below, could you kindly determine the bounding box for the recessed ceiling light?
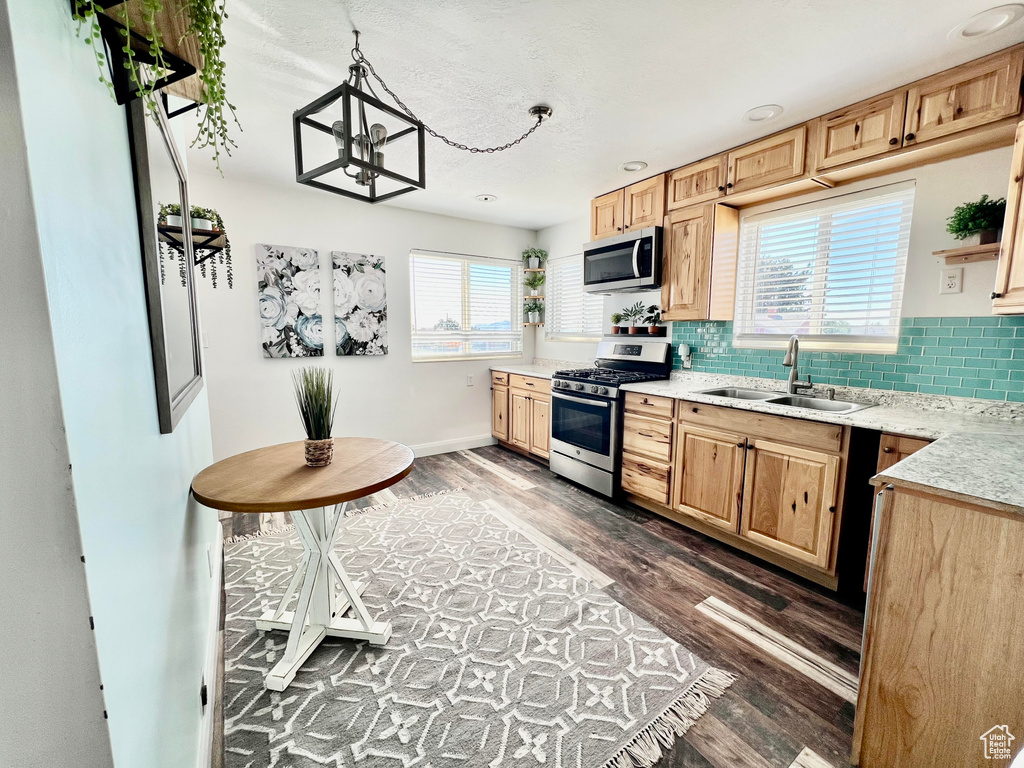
[476,194,497,202]
[949,4,1024,39]
[620,161,648,172]
[743,104,784,123]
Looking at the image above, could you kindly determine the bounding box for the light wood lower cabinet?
[622,413,673,463]
[621,454,671,506]
[740,439,840,569]
[493,372,550,462]
[673,425,746,533]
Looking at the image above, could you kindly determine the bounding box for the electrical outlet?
[466,374,474,387]
[939,267,963,295]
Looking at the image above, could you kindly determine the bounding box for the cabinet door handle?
[691,406,699,413]
[882,446,893,453]
[889,137,899,145]
[726,182,734,189]
[829,505,837,513]
[904,132,915,141]
[992,292,1003,299]
[746,444,754,450]
[717,185,725,191]
[736,442,744,448]
[638,432,654,438]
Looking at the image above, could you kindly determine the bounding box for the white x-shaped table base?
[255,502,391,691]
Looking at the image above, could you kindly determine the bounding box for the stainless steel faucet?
[783,335,814,395]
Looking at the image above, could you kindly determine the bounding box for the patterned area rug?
[224,489,734,768]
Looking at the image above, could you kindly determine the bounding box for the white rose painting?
[256,244,324,358]
[333,252,388,356]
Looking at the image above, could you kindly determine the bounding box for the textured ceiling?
[186,0,1024,230]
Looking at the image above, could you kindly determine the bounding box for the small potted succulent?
[610,312,624,334]
[623,301,645,335]
[292,366,339,467]
[522,247,547,270]
[947,195,1006,244]
[524,271,545,296]
[644,304,664,335]
[524,300,543,324]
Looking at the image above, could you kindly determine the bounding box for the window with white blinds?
[733,182,915,352]
[545,254,604,340]
[410,250,523,361]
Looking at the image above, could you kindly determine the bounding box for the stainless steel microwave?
[582,227,662,294]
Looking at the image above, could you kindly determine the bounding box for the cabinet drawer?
[623,413,673,462]
[509,374,551,395]
[491,371,509,386]
[678,401,843,453]
[624,391,675,419]
[621,454,671,505]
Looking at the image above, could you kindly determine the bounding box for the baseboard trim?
[196,526,224,768]
[410,435,497,457]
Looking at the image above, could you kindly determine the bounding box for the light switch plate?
[939,267,963,295]
[466,374,474,387]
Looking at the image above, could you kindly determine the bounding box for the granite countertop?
[489,359,579,380]
[875,434,1024,514]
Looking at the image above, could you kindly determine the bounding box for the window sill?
[412,354,525,364]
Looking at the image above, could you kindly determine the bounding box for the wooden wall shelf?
[524,267,546,273]
[932,243,1001,264]
[523,322,544,326]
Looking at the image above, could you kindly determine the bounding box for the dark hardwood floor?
[223,445,864,768]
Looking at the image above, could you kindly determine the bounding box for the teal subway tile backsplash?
[671,317,1024,402]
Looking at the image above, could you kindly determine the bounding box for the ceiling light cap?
[949,4,1024,39]
[743,104,784,123]
[476,194,498,202]
[620,161,648,172]
[529,105,553,121]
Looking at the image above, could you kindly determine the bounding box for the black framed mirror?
[127,96,203,433]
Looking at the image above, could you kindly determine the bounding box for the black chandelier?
[293,31,553,204]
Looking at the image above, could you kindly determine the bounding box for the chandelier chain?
[351,47,546,154]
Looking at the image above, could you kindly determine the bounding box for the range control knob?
[574,383,585,391]
[600,387,610,395]
[554,380,564,388]
[590,385,599,393]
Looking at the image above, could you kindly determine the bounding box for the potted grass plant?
[292,366,339,467]
[623,301,645,335]
[524,271,545,296]
[610,312,624,334]
[947,195,1006,244]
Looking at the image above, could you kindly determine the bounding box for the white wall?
[190,172,536,460]
[7,2,221,766]
[0,2,113,764]
[534,146,1014,364]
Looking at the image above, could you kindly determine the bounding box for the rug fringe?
[224,488,465,542]
[601,666,736,768]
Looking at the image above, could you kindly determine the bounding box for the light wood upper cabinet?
[905,46,1024,145]
[623,174,665,231]
[994,120,1024,314]
[673,424,747,533]
[667,156,727,210]
[491,384,509,442]
[529,396,550,459]
[815,91,907,171]
[726,125,807,194]
[740,439,839,569]
[591,189,624,240]
[661,204,739,322]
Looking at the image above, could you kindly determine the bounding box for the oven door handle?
[631,239,641,278]
[551,391,611,408]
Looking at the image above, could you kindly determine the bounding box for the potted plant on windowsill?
[610,312,624,334]
[524,271,545,296]
[522,247,547,270]
[947,194,1006,245]
[644,305,664,335]
[293,366,339,467]
[623,301,645,335]
[525,301,543,324]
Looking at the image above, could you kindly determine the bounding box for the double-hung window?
[733,182,915,353]
[410,250,522,360]
[545,254,604,340]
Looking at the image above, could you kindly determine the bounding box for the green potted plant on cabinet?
[292,366,339,467]
[524,271,545,296]
[524,300,543,324]
[947,195,1006,244]
[610,312,624,334]
[522,247,547,270]
[623,301,645,335]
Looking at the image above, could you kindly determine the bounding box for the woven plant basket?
[304,438,334,467]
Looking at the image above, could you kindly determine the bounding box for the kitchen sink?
[696,387,779,400]
[766,395,872,413]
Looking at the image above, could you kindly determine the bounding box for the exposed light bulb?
[369,123,388,149]
[331,120,346,156]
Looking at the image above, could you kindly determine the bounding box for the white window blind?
[545,254,604,340]
[734,182,914,352]
[410,250,523,360]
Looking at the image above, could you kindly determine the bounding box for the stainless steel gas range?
[549,340,672,497]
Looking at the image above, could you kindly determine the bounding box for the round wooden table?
[192,438,414,691]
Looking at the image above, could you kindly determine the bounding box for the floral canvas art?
[256,244,324,358]
[333,251,388,356]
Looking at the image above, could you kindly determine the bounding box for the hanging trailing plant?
[72,0,239,173]
[157,202,233,288]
